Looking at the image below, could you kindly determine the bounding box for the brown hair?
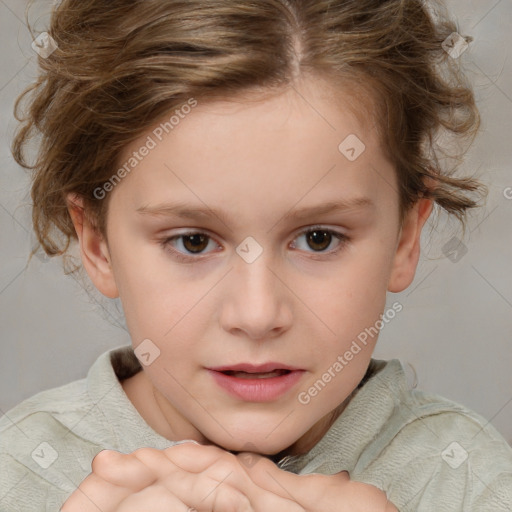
[12,0,486,270]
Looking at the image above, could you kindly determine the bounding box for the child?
[2,0,511,510]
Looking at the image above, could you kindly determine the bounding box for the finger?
[159,444,295,510]
[162,442,229,473]
[130,445,252,508]
[158,453,258,509]
[116,483,191,512]
[341,478,395,510]
[90,450,157,490]
[240,455,349,505]
[163,443,261,493]
[61,473,127,512]
[247,465,392,512]
[187,482,255,512]
[118,480,255,512]
[129,446,183,479]
[237,454,301,496]
[251,491,308,512]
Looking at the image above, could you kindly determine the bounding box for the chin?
[205,430,299,456]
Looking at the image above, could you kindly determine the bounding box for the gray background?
[1,0,511,445]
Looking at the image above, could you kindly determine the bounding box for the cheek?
[111,245,199,342]
[109,227,185,315]
[307,247,391,333]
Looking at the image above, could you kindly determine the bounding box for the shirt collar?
[87,344,176,452]
[271,358,408,474]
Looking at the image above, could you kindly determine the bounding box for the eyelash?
[159,226,350,263]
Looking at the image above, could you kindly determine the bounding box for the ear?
[66,193,119,299]
[387,196,434,293]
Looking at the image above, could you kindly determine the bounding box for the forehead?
[179,75,378,146]
[110,75,396,223]
[119,73,380,159]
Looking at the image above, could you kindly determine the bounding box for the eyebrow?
[136,197,374,225]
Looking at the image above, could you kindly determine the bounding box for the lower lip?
[207,369,305,402]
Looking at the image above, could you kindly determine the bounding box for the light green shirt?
[1,345,511,511]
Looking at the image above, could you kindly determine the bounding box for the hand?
[61,443,397,512]
[61,443,255,511]
[61,443,305,511]
[237,452,399,512]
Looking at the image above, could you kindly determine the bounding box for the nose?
[219,248,293,341]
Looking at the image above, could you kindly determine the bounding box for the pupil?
[308,230,331,251]
[184,234,207,253]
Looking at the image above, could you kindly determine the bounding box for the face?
[69,75,432,455]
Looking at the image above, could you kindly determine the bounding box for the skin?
[65,74,432,508]
[62,444,399,511]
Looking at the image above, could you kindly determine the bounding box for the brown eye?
[306,230,332,252]
[290,226,348,257]
[182,233,209,253]
[160,231,219,262]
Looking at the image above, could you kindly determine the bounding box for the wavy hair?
[12,0,486,268]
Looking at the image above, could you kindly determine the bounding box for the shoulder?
[0,346,126,449]
[0,377,99,510]
[0,346,135,510]
[354,359,512,510]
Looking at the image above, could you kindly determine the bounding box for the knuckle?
[209,457,242,479]
[212,486,252,512]
[116,484,176,512]
[131,446,166,468]
[217,449,242,467]
[131,446,157,458]
[91,449,120,472]
[90,449,146,487]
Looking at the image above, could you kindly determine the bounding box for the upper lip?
[207,362,303,373]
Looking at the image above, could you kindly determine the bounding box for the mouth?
[219,369,292,379]
[207,362,303,373]
[206,363,305,402]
